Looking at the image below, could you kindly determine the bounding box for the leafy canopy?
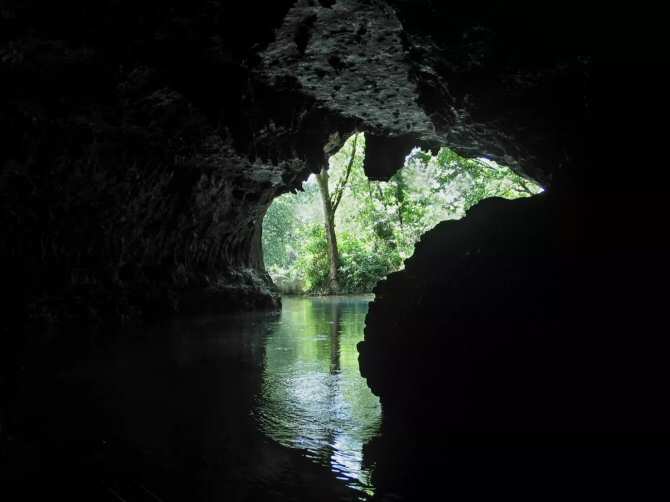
[263,133,542,294]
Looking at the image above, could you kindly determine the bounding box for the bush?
[338,232,399,293]
[296,224,331,293]
[294,226,399,294]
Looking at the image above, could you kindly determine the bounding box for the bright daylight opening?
[264,133,544,494]
[262,133,543,295]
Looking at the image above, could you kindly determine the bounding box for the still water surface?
[254,295,381,493]
[24,295,381,499]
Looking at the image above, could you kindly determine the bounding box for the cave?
[261,132,543,296]
[3,1,665,500]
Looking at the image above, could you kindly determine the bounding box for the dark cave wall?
[354,2,597,434]
[258,0,437,177]
[355,0,667,452]
[359,193,582,431]
[0,0,451,333]
[2,70,295,321]
[1,4,597,416]
[1,1,594,356]
[13,1,670,495]
[352,1,670,447]
[389,0,592,185]
[1,1,303,329]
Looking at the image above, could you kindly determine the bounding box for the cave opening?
[254,132,544,494]
[3,0,599,499]
[262,133,544,296]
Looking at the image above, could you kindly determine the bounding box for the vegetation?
[313,133,360,293]
[262,133,543,295]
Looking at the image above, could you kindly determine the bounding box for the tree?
[262,134,543,295]
[314,133,359,293]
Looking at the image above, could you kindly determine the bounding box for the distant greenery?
[263,133,542,294]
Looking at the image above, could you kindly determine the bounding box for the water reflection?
[7,296,380,500]
[255,295,381,494]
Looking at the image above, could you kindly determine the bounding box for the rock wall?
[0,0,441,335]
[351,0,670,442]
[13,0,670,496]
[355,3,597,437]
[1,1,296,333]
[1,6,600,439]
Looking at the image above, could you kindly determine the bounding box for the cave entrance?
[256,136,543,493]
[262,133,543,296]
[256,133,543,493]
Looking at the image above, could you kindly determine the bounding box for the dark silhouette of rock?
[16,1,670,500]
[0,0,443,335]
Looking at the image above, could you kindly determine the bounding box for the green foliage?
[338,232,401,293]
[262,195,300,270]
[262,133,543,295]
[296,224,331,293]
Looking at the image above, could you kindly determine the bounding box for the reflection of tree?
[329,300,342,375]
[319,299,342,466]
[260,297,380,490]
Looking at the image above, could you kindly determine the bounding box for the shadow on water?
[3,295,380,501]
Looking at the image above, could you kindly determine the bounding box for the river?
[255,295,381,494]
[6,295,381,501]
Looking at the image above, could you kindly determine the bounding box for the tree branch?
[517,178,536,195]
[330,134,359,213]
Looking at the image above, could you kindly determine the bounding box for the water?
[8,295,381,500]
[254,295,381,494]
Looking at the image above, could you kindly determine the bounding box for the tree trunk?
[316,167,340,293]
